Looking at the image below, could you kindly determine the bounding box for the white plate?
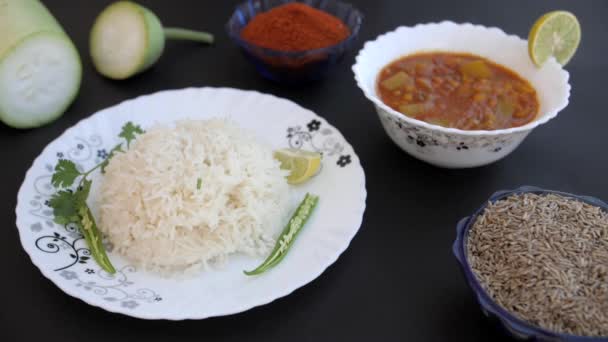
[15,87,366,320]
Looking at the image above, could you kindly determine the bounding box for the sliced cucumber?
[90,1,213,80]
[0,0,82,129]
[0,33,81,128]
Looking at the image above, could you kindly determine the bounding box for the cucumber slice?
[0,0,82,129]
[0,33,81,128]
[90,1,213,80]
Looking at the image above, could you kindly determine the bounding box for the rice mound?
[98,119,290,273]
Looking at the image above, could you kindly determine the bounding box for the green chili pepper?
[48,122,144,275]
[244,193,319,276]
[79,205,116,274]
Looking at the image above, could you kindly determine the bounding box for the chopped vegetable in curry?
[376,52,539,130]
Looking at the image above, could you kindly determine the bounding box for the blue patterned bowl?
[453,186,608,341]
[226,0,362,84]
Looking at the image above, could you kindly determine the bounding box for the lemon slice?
[274,148,322,185]
[528,11,581,67]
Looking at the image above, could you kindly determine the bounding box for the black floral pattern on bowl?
[381,113,518,153]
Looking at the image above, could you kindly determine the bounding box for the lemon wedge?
[528,10,581,67]
[274,148,322,185]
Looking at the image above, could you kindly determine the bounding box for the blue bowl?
[226,0,363,84]
[453,186,608,341]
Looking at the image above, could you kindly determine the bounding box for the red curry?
[376,52,539,130]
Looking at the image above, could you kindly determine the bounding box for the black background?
[1,1,605,341]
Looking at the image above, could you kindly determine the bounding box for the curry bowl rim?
[353,21,572,137]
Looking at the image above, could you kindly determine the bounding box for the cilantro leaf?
[44,122,143,276]
[100,122,144,173]
[119,122,144,148]
[48,190,79,225]
[100,144,123,174]
[51,159,82,188]
[48,179,91,226]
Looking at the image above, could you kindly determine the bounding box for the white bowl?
[353,21,571,168]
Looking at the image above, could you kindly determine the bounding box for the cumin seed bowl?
[453,186,608,341]
[226,0,362,84]
[352,22,571,168]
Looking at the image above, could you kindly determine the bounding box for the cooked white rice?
[98,119,290,273]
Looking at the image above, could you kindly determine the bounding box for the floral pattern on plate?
[26,133,163,309]
[287,119,352,168]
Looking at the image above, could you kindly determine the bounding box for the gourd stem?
[164,27,214,44]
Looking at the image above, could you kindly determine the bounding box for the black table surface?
[2,0,606,341]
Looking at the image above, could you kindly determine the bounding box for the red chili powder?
[240,3,351,52]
